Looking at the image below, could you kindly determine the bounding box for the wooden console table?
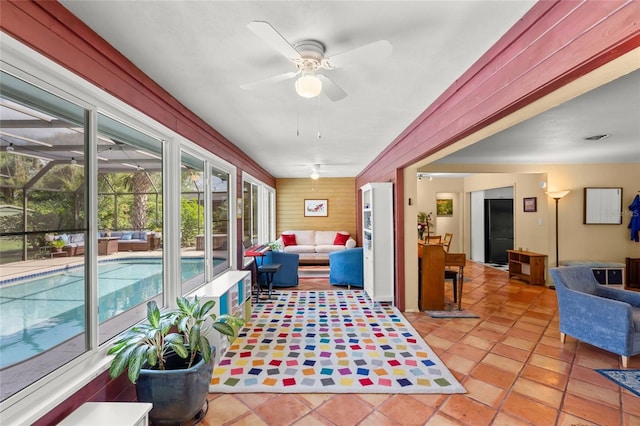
[507,250,547,285]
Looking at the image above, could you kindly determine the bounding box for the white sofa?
[275,230,356,259]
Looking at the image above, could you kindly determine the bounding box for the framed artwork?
[436,198,453,216]
[523,197,537,212]
[584,187,622,224]
[304,199,328,217]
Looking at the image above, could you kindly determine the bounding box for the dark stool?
[257,263,281,300]
[444,269,460,308]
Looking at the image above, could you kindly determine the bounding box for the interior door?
[484,199,514,264]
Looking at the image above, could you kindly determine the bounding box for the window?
[0,71,88,399]
[0,38,242,419]
[243,180,259,244]
[180,152,206,293]
[211,165,230,276]
[242,173,276,254]
[97,113,164,344]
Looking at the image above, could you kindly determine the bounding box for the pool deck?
[0,249,218,283]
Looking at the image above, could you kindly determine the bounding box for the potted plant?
[417,211,434,240]
[50,239,65,252]
[267,240,282,252]
[108,296,244,425]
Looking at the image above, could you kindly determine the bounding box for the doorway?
[484,198,514,264]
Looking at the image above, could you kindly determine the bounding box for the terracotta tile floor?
[203,262,639,425]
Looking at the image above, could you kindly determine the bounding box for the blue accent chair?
[550,265,640,367]
[329,248,364,288]
[258,251,299,288]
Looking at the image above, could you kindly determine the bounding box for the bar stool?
[256,263,281,300]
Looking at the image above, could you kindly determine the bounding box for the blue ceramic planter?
[135,347,215,425]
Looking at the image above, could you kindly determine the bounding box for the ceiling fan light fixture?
[310,165,320,180]
[295,74,322,98]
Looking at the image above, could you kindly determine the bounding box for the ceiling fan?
[241,21,392,101]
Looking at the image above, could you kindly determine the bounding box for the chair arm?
[346,238,356,249]
[559,289,635,335]
[596,287,640,308]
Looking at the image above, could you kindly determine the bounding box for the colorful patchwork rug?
[596,369,640,397]
[210,290,466,394]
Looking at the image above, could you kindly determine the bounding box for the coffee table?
[298,254,329,266]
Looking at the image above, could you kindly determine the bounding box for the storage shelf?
[361,183,394,303]
[507,250,547,286]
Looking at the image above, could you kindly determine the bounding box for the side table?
[98,237,119,255]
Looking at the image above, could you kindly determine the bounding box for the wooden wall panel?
[276,178,357,238]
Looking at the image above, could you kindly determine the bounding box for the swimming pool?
[0,258,205,369]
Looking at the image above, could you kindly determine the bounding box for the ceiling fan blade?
[317,74,347,102]
[247,21,301,61]
[240,71,299,90]
[324,40,392,69]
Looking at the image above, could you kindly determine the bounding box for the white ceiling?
[59,1,638,179]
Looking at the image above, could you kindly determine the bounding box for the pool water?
[0,258,206,369]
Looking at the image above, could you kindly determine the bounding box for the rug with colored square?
[210,290,466,394]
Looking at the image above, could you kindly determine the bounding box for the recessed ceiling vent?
[583,133,611,141]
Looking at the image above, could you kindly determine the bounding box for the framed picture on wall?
[584,187,623,224]
[436,198,453,216]
[523,197,537,212]
[304,199,328,217]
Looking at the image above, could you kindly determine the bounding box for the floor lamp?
[547,190,570,268]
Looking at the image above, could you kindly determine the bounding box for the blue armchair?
[258,251,299,288]
[329,248,364,288]
[550,265,640,367]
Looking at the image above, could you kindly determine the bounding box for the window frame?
[0,35,239,424]
[241,172,275,267]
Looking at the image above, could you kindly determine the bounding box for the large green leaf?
[200,299,216,317]
[146,301,161,327]
[212,321,235,337]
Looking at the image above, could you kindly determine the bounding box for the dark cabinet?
[626,258,640,290]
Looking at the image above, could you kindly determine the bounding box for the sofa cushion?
[70,233,84,244]
[282,234,297,246]
[289,230,315,245]
[333,232,350,245]
[316,245,347,253]
[315,231,340,245]
[131,231,147,241]
[284,245,315,254]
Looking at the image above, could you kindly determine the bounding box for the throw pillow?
[282,234,297,246]
[120,233,133,241]
[334,232,350,245]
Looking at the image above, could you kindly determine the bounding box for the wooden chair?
[442,233,453,252]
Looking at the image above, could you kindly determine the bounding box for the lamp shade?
[546,190,570,200]
[295,74,322,98]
